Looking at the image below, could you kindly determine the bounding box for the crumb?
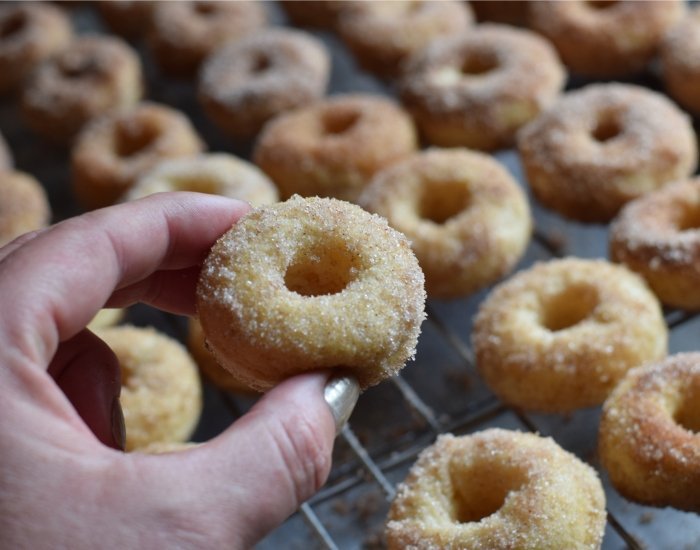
[639,511,654,525]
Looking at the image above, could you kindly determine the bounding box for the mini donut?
[254,94,418,202]
[359,148,531,299]
[0,2,72,94]
[399,24,565,151]
[72,102,204,210]
[518,83,697,223]
[660,7,700,116]
[337,0,473,76]
[98,1,155,39]
[610,178,700,310]
[386,429,606,549]
[470,0,529,26]
[472,258,667,413]
[124,153,278,206]
[599,353,700,512]
[528,0,684,78]
[96,325,202,452]
[0,170,50,248]
[87,308,125,331]
[0,131,12,170]
[196,195,426,391]
[280,0,348,28]
[22,35,143,143]
[149,1,267,77]
[199,28,330,140]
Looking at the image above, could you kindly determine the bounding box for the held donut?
[386,430,606,549]
[528,0,684,78]
[196,195,426,391]
[71,102,204,210]
[87,308,125,331]
[22,35,143,143]
[599,353,700,513]
[0,170,50,248]
[254,94,418,202]
[518,83,697,223]
[359,148,531,299]
[399,24,565,151]
[472,258,667,412]
[660,7,700,116]
[199,28,330,140]
[96,325,202,452]
[98,1,154,39]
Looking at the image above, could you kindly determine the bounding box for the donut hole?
[591,115,622,143]
[419,181,471,224]
[674,204,700,232]
[586,0,619,10]
[674,383,700,433]
[250,52,272,74]
[58,54,98,80]
[0,11,26,40]
[540,284,599,332]
[322,110,360,136]
[461,54,499,77]
[115,120,161,158]
[284,240,360,297]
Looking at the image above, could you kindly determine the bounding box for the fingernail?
[324,375,360,435]
[111,397,126,451]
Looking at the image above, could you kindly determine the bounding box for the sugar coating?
[386,429,606,550]
[472,257,667,412]
[661,7,700,115]
[599,353,700,512]
[196,195,426,391]
[0,170,50,247]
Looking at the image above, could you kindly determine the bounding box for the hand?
[0,193,352,548]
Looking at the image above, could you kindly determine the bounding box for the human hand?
[0,193,357,548]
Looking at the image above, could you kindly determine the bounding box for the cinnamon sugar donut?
[22,35,143,143]
[599,353,700,512]
[124,153,278,206]
[98,1,155,39]
[399,24,565,151]
[0,2,72,94]
[72,102,204,210]
[149,1,267,77]
[337,0,473,76]
[0,170,50,248]
[87,308,125,331]
[386,430,606,549]
[610,178,700,310]
[199,28,330,140]
[472,258,667,412]
[96,325,202,452]
[661,7,700,116]
[359,148,531,299]
[254,94,417,202]
[518,83,697,223]
[196,195,426,391]
[0,131,12,171]
[528,0,684,78]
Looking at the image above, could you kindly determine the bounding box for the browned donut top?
[662,6,700,72]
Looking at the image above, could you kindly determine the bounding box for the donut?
[386,429,606,549]
[359,148,531,299]
[518,83,697,223]
[399,24,565,151]
[98,1,155,39]
[528,0,684,78]
[199,28,330,140]
[0,170,50,248]
[96,325,202,452]
[599,353,700,512]
[0,2,72,94]
[280,0,348,28]
[660,7,700,116]
[124,153,278,206]
[87,308,125,331]
[472,258,667,413]
[470,0,529,26]
[0,131,12,171]
[196,195,426,391]
[337,0,473,76]
[254,94,418,202]
[71,102,204,210]
[137,441,199,455]
[149,1,267,77]
[610,178,700,310]
[22,35,143,143]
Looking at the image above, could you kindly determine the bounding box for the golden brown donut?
[0,170,50,248]
[71,102,204,210]
[660,7,700,116]
[199,28,330,140]
[528,0,684,78]
[98,1,155,39]
[96,325,202,452]
[359,148,531,299]
[399,24,565,151]
[254,94,418,202]
[472,258,667,413]
[337,0,473,76]
[518,83,697,223]
[149,1,267,77]
[0,131,12,171]
[386,429,606,549]
[599,353,700,513]
[87,308,125,331]
[22,34,143,143]
[280,0,348,28]
[124,153,278,206]
[196,195,426,391]
[0,2,72,94]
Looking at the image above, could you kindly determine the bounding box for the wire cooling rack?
[2,3,700,549]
